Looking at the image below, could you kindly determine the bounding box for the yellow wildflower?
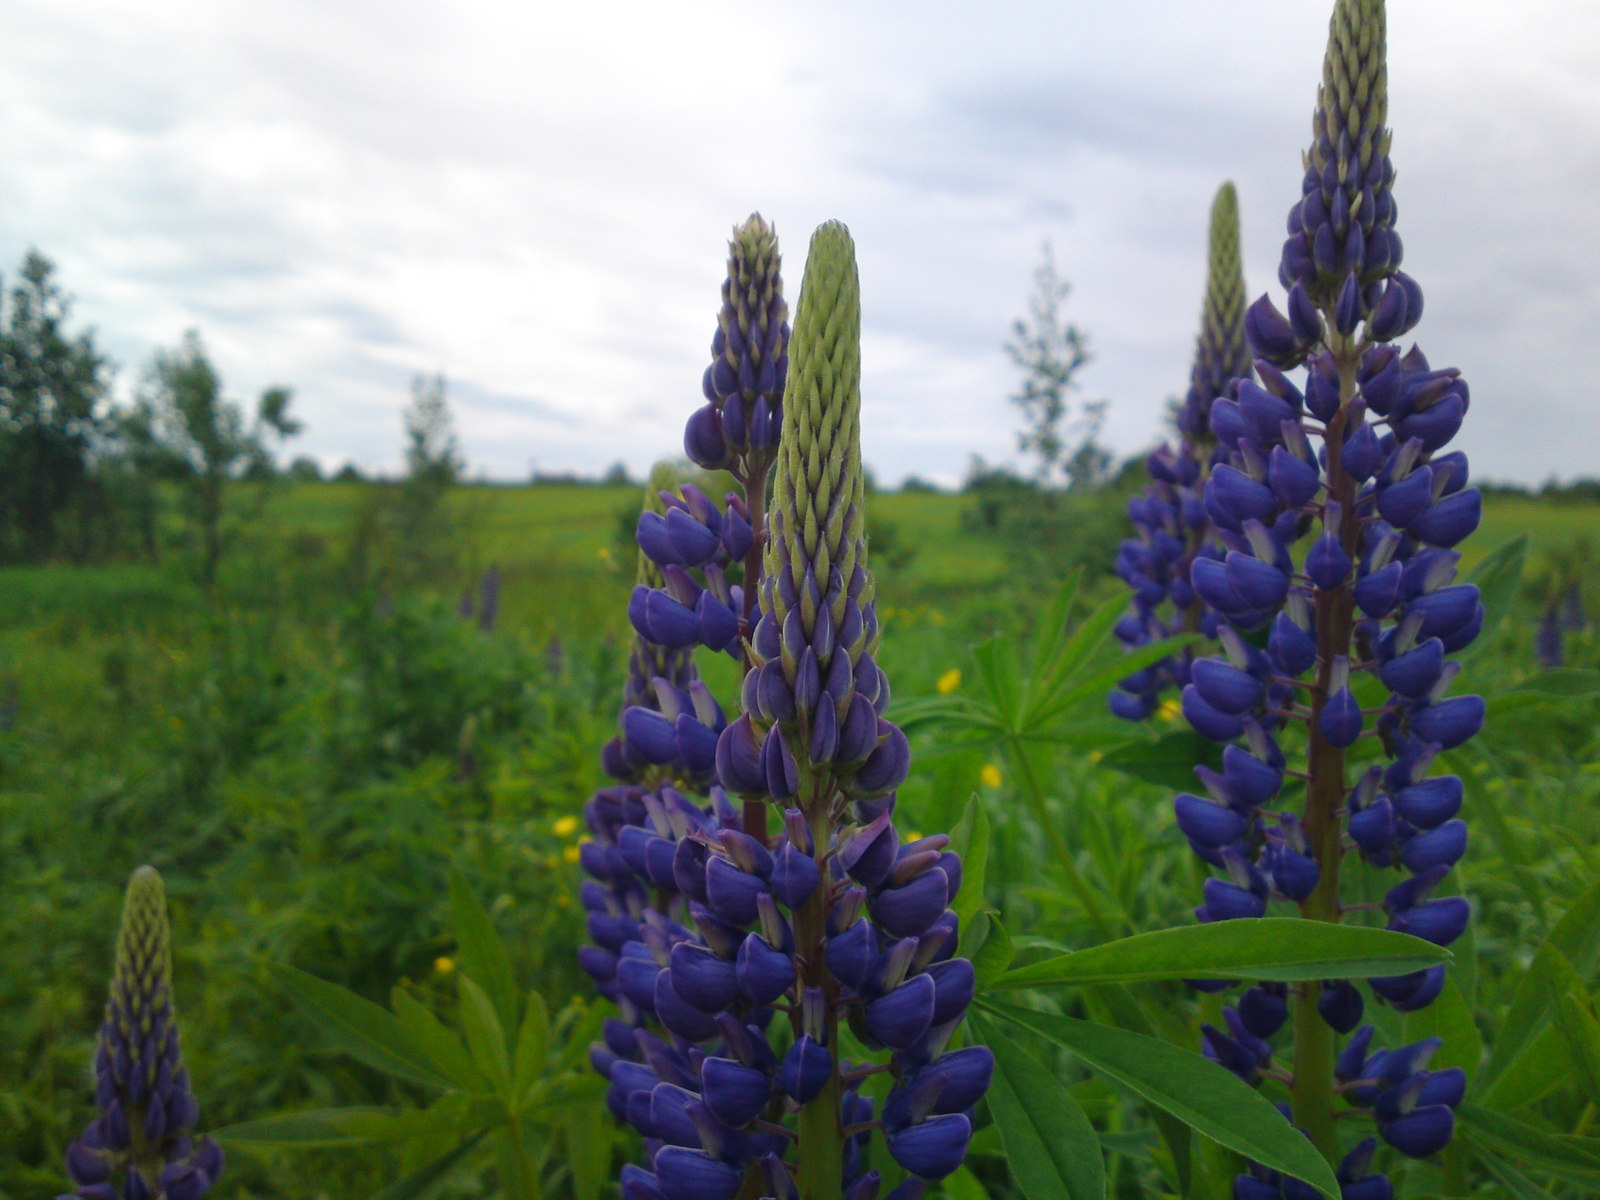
[1088,750,1103,765]
[552,815,579,838]
[980,763,1003,788]
[903,830,923,843]
[1157,697,1182,722]
[562,844,582,865]
[936,668,962,695]
[434,956,456,975]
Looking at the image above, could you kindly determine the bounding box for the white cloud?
[2,0,1595,483]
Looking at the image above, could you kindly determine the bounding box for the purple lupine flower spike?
[58,867,222,1199]
[1536,601,1563,667]
[1113,182,1251,719]
[1165,0,1477,1191]
[635,278,783,666]
[586,221,986,1200]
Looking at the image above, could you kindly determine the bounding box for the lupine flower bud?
[690,214,790,476]
[60,867,221,1199]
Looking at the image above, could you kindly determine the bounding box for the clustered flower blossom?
[1112,182,1253,720]
[579,217,988,1200]
[58,867,223,1200]
[1145,0,1479,1193]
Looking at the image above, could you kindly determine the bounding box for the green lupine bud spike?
[767,219,865,633]
[112,865,174,1056]
[1278,0,1399,305]
[1182,180,1250,439]
[1310,0,1388,195]
[757,220,890,790]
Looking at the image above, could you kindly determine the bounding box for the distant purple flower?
[1536,602,1563,667]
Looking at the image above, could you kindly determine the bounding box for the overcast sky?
[4,0,1597,485]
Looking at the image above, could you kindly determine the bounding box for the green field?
[4,481,1600,1198]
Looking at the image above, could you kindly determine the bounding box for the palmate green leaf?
[991,919,1447,990]
[889,694,980,734]
[1028,572,1081,669]
[1031,633,1197,728]
[1030,588,1122,712]
[560,1101,616,1200]
[521,1070,608,1115]
[1482,876,1600,1094]
[938,1165,990,1200]
[392,988,487,1091]
[1459,534,1525,662]
[1472,1146,1562,1200]
[512,988,552,1103]
[969,911,1016,989]
[267,963,456,1090]
[971,634,1025,729]
[968,1010,1106,1200]
[949,793,991,929]
[448,866,520,1033]
[458,974,513,1096]
[1501,667,1600,698]
[497,1123,539,1199]
[1098,729,1223,791]
[1541,949,1600,1109]
[1459,1104,1600,1188]
[369,1131,489,1200]
[1482,1025,1569,1111]
[979,999,1340,1199]
[1401,979,1483,1081]
[215,1106,457,1147]
[1079,983,1195,1197]
[1465,739,1550,926]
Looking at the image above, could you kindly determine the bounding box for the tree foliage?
[0,250,112,562]
[131,329,299,585]
[1006,242,1110,491]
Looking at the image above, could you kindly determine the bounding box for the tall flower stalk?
[1172,1,1479,1193]
[580,219,987,1200]
[58,866,223,1200]
[1112,182,1252,720]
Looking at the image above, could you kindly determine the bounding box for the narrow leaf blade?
[268,964,454,1090]
[969,1010,1107,1200]
[981,999,1340,1199]
[949,793,991,929]
[993,919,1447,989]
[448,866,520,1033]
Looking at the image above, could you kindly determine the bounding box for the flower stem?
[1009,735,1119,939]
[1289,337,1360,1163]
[794,791,843,1200]
[740,460,771,846]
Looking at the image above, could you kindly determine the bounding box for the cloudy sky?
[4,0,1597,485]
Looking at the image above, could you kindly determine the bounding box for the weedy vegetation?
[6,1,1600,1198]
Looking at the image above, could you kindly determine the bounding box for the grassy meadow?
[4,479,1599,1198]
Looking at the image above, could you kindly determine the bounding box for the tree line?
[0,249,468,586]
